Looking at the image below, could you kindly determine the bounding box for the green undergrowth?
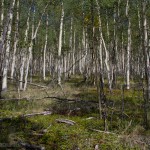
[0,75,150,149]
[0,114,144,150]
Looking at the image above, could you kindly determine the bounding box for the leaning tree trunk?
[95,0,103,118]
[23,3,49,90]
[95,0,111,91]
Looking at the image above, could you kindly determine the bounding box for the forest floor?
[0,75,150,150]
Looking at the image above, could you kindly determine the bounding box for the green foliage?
[100,0,118,7]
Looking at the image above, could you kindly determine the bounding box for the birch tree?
[142,0,150,129]
[23,2,49,90]
[2,0,16,91]
[43,14,48,80]
[19,7,31,90]
[11,0,19,79]
[58,2,64,85]
[95,0,112,91]
[0,0,4,38]
[126,0,131,90]
[0,0,4,98]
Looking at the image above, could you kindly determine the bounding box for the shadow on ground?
[0,117,44,150]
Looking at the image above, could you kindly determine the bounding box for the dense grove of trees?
[0,0,150,127]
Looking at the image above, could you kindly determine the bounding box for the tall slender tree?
[58,1,64,85]
[2,0,16,91]
[11,0,20,79]
[126,0,131,90]
[142,0,150,129]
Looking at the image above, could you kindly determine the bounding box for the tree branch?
[0,111,52,122]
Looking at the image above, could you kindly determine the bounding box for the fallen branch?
[43,96,98,104]
[22,111,52,117]
[24,82,48,88]
[0,96,99,104]
[0,111,52,122]
[0,97,29,101]
[7,76,48,88]
[89,128,117,135]
[85,117,95,120]
[0,96,130,119]
[29,124,52,136]
[28,133,44,136]
[56,119,76,125]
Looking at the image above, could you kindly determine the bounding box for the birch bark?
[95,0,111,91]
[23,3,49,90]
[58,2,64,85]
[11,0,19,79]
[0,0,4,98]
[2,0,16,91]
[19,8,30,90]
[43,15,48,80]
[0,0,4,38]
[126,0,131,90]
[72,30,76,75]
[142,0,150,129]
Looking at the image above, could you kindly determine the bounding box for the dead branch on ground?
[0,111,52,122]
[56,118,76,125]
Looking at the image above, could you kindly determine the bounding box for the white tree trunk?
[126,0,131,90]
[20,51,25,90]
[23,10,34,90]
[23,3,49,90]
[141,0,149,129]
[43,15,48,80]
[2,0,16,91]
[58,2,64,85]
[0,0,4,38]
[72,30,76,75]
[102,37,112,90]
[19,8,30,90]
[82,27,85,71]
[96,0,111,90]
[121,33,125,72]
[0,0,4,97]
[11,0,19,79]
[142,0,150,100]
[63,27,67,78]
[24,44,32,90]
